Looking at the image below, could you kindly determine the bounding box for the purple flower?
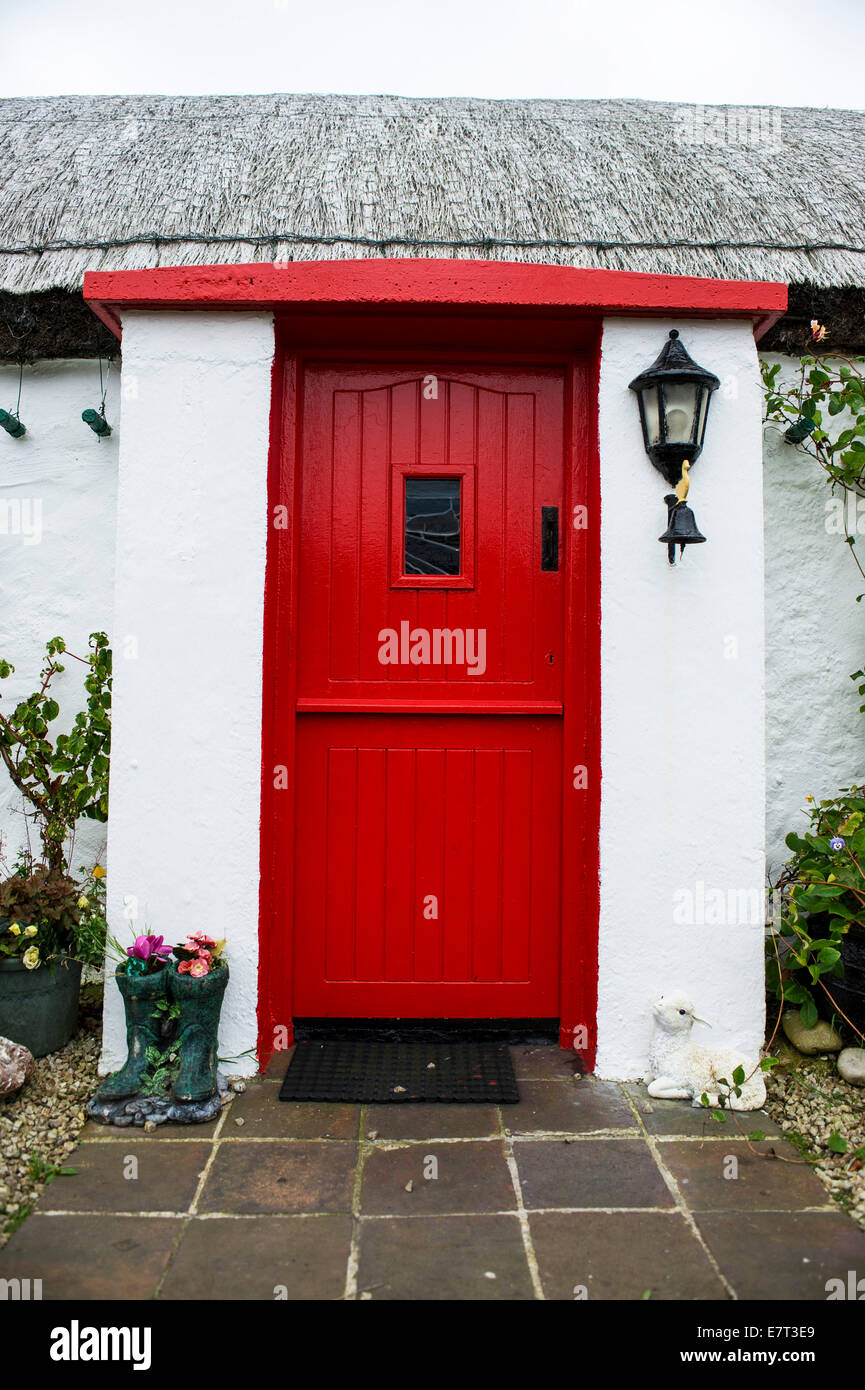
[127,933,171,962]
[830,837,846,851]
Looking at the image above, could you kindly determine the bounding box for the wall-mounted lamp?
[629,330,720,564]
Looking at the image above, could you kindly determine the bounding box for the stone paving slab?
[38,1140,210,1214]
[514,1137,675,1209]
[158,1214,352,1301]
[0,1214,183,1300]
[363,1101,501,1140]
[229,1082,361,1140]
[4,1050,865,1301]
[356,1213,535,1300]
[528,1210,727,1300]
[621,1083,782,1140]
[660,1139,834,1213]
[506,1077,637,1135]
[199,1140,358,1215]
[694,1211,865,1300]
[360,1138,517,1216]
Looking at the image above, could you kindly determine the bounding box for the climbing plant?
[0,632,111,874]
[761,331,865,587]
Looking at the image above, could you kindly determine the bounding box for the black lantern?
[629,330,720,489]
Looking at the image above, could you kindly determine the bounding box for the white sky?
[1,0,863,109]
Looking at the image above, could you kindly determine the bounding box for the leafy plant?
[767,787,865,1039]
[138,999,182,1096]
[28,1152,78,1184]
[71,863,109,968]
[0,633,111,875]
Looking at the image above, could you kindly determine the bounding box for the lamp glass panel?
[660,381,699,444]
[640,387,661,446]
[696,387,711,448]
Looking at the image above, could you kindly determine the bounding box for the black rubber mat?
[278,1039,520,1104]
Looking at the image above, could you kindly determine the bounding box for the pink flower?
[127,934,171,963]
[189,957,210,978]
[177,959,192,974]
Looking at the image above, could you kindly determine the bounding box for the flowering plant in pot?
[167,934,229,1101]
[0,632,111,1055]
[0,857,107,1056]
[93,931,230,1118]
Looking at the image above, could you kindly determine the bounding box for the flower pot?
[833,923,865,1034]
[0,956,82,1057]
[790,912,865,1036]
[168,964,229,1101]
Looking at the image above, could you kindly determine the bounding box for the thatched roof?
[1,94,863,297]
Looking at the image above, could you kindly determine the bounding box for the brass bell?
[659,494,706,565]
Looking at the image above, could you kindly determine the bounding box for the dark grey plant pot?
[0,956,83,1057]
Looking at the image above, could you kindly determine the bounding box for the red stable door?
[293,363,566,1018]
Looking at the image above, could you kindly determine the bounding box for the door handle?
[541,506,559,571]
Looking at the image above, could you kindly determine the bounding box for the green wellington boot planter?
[169,964,229,1102]
[93,967,169,1101]
[0,956,82,1057]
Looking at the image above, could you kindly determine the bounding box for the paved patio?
[3,1045,864,1300]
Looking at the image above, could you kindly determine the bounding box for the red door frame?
[83,259,787,1075]
[257,326,601,1069]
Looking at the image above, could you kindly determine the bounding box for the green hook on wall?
[0,408,25,438]
[82,408,111,437]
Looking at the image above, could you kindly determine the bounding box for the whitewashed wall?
[761,354,864,877]
[0,360,118,873]
[596,318,767,1078]
[99,311,274,1075]
[1,335,858,1079]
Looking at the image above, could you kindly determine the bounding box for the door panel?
[293,363,565,1017]
[293,715,562,1015]
[296,367,564,707]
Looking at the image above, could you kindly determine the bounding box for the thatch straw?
[0,94,862,293]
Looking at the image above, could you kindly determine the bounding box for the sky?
[1,0,863,109]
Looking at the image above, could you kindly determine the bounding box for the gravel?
[0,990,101,1248]
[765,1056,865,1230]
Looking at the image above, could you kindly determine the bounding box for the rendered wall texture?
[0,359,118,873]
[596,318,767,1078]
[98,311,275,1074]
[761,354,864,876]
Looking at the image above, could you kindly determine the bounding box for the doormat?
[278,1039,520,1104]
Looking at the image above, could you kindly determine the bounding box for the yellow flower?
[24,925,37,937]
[92,865,106,879]
[77,896,90,909]
[22,946,40,970]
[8,923,21,936]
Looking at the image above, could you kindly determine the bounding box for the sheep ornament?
[645,992,767,1111]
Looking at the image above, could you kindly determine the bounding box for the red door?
[293,364,565,1017]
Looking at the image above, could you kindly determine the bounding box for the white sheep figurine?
[645,991,767,1111]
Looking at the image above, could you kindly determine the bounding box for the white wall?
[595,318,767,1078]
[100,311,274,1075]
[0,360,118,873]
[762,354,864,877]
